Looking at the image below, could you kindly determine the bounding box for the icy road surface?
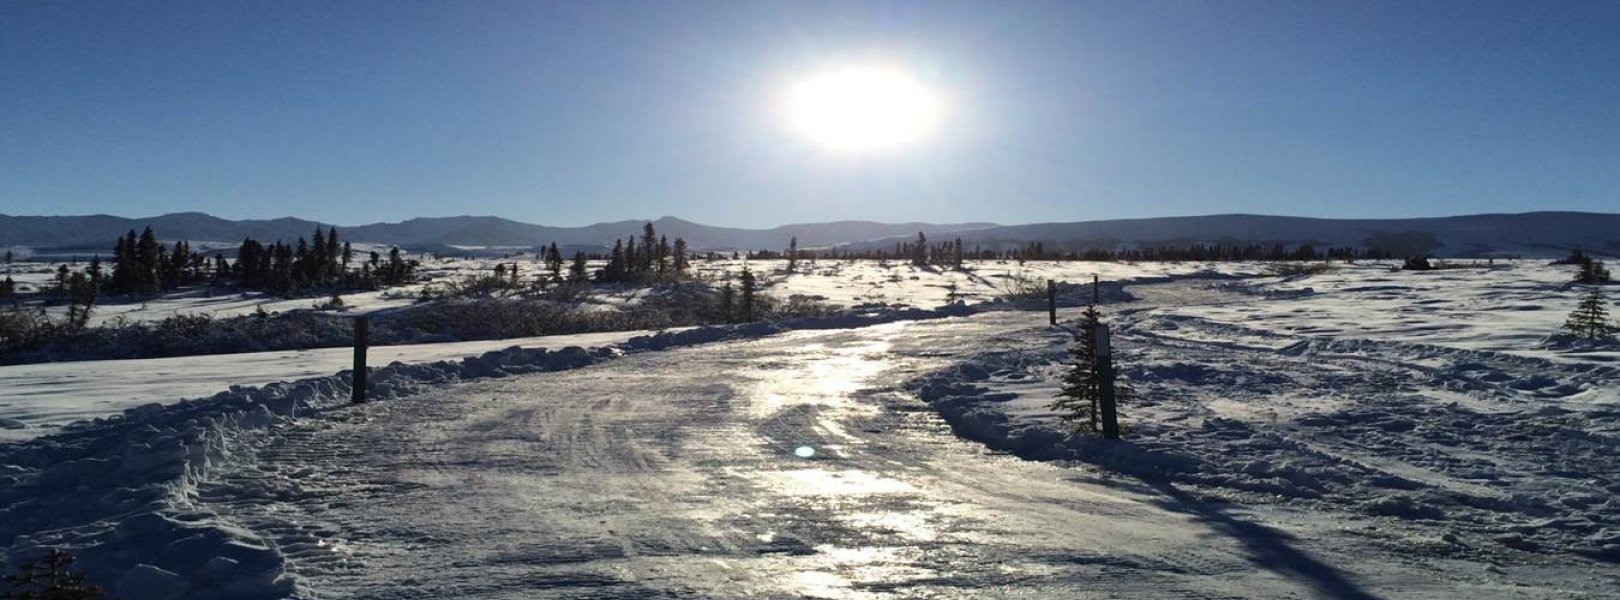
[197,312,1596,599]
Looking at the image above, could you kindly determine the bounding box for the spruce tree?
[719,282,735,323]
[739,266,757,322]
[1576,261,1612,284]
[603,240,627,282]
[1050,303,1124,433]
[787,236,798,272]
[546,242,563,281]
[136,227,160,293]
[657,235,671,274]
[1564,288,1615,339]
[326,227,341,283]
[568,251,589,283]
[673,238,689,274]
[641,223,658,273]
[65,272,94,327]
[312,226,328,283]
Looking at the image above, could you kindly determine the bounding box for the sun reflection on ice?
[770,469,916,497]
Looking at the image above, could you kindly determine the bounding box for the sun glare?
[787,66,938,152]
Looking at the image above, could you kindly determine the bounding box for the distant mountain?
[3,211,1615,257]
[0,212,996,253]
[886,212,1620,258]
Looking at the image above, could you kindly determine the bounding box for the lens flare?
[787,66,938,152]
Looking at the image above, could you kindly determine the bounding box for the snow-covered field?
[3,259,1618,598]
[6,256,1259,325]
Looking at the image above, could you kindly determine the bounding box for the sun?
[787,66,939,152]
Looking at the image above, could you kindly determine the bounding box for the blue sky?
[2,1,1616,227]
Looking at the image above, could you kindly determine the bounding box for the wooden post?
[352,316,369,403]
[1094,322,1120,439]
[1047,279,1058,325]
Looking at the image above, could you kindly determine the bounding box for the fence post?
[1047,279,1058,325]
[1094,322,1119,439]
[352,316,369,403]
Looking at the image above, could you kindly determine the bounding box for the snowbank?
[0,345,615,599]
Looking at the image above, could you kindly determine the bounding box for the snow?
[4,259,1619,597]
[909,273,1620,570]
[0,329,670,442]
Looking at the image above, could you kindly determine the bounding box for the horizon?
[3,1,1617,227]
[6,208,1620,232]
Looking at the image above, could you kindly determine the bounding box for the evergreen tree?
[739,265,757,322]
[787,236,798,272]
[86,256,103,292]
[1050,303,1120,432]
[311,226,328,283]
[602,240,627,282]
[1564,288,1615,339]
[65,272,95,327]
[912,232,928,266]
[546,242,563,281]
[0,277,15,304]
[641,223,658,273]
[1576,260,1612,284]
[273,241,295,295]
[719,281,735,323]
[326,227,341,283]
[672,238,689,274]
[568,251,589,283]
[657,235,671,274]
[624,237,638,277]
[294,237,312,287]
[109,231,137,294]
[136,227,160,293]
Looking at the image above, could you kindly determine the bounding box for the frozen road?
[196,312,1596,599]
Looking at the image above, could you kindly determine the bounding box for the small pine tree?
[1564,288,1615,339]
[1051,304,1105,432]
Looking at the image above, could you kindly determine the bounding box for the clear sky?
[2,1,1616,227]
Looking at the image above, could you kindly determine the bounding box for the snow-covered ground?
[694,258,1264,308]
[0,329,675,442]
[4,260,1618,598]
[7,256,1259,326]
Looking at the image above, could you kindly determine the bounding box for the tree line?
[0,227,422,323]
[737,234,1392,266]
